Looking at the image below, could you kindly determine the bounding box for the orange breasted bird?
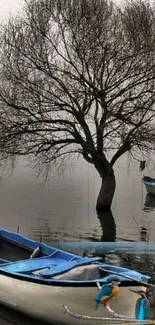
[95,276,121,310]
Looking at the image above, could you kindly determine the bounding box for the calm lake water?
[0,154,154,242]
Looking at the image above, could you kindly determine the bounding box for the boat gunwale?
[0,268,150,287]
[0,229,82,259]
[0,236,34,253]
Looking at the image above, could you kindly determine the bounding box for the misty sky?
[0,0,23,20]
[0,0,153,21]
[0,0,131,19]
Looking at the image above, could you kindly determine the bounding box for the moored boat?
[0,228,151,324]
[142,176,155,196]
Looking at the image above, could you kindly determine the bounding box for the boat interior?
[0,232,104,280]
[0,236,45,263]
[0,229,150,285]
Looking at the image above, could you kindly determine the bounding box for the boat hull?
[142,176,155,195]
[144,183,155,196]
[0,274,145,324]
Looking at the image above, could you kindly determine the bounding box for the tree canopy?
[0,0,155,209]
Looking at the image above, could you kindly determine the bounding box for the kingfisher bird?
[130,289,150,320]
[95,275,121,310]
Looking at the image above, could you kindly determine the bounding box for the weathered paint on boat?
[0,274,146,325]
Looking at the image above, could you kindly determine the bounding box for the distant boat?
[0,228,151,324]
[142,176,155,196]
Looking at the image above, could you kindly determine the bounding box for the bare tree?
[0,0,155,210]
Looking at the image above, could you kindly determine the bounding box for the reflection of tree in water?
[29,209,117,242]
[97,209,116,242]
[29,217,63,242]
[140,227,148,241]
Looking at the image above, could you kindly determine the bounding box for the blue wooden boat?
[0,228,151,324]
[142,176,155,196]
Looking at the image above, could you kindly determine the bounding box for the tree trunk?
[97,209,116,242]
[96,172,116,211]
